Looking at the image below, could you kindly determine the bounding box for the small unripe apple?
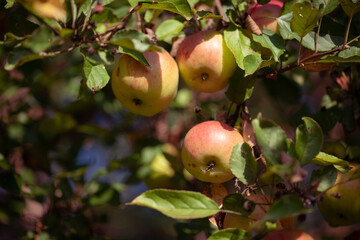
[247,0,283,33]
[111,49,179,116]
[176,30,237,92]
[263,229,314,240]
[144,152,175,189]
[317,164,360,226]
[181,121,243,183]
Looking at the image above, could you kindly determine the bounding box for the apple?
[144,152,175,189]
[263,229,314,240]
[111,48,179,116]
[176,30,237,92]
[317,164,360,226]
[181,121,243,183]
[247,0,284,33]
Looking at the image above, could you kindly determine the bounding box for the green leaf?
[5,0,15,8]
[338,0,360,16]
[208,229,249,240]
[263,195,312,221]
[243,55,262,75]
[225,69,256,104]
[313,0,340,15]
[110,29,151,52]
[223,193,255,217]
[252,29,285,62]
[127,189,220,219]
[5,48,51,70]
[22,26,55,53]
[310,165,337,192]
[118,46,150,67]
[78,0,92,16]
[128,0,192,20]
[295,117,324,166]
[83,59,110,92]
[1,32,26,44]
[155,19,184,41]
[320,47,360,63]
[252,116,287,165]
[230,142,258,185]
[277,13,342,51]
[224,24,262,75]
[311,152,350,166]
[291,1,322,38]
[196,10,222,20]
[91,7,120,23]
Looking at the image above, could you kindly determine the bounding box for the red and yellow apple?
[263,229,314,240]
[317,164,360,226]
[247,0,284,33]
[181,121,243,183]
[112,49,179,116]
[176,30,237,92]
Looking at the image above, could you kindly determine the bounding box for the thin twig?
[213,0,225,18]
[343,9,354,50]
[315,17,323,53]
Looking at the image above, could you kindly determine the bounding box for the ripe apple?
[176,30,237,92]
[111,49,179,116]
[181,121,243,183]
[247,0,284,33]
[317,164,360,226]
[263,229,314,240]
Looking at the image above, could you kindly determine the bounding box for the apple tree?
[1,0,360,239]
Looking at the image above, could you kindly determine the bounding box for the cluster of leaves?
[1,0,360,239]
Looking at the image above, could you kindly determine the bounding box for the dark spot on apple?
[133,98,142,106]
[201,73,209,81]
[192,164,196,168]
[338,213,346,219]
[331,192,342,198]
[205,161,215,172]
[116,67,120,76]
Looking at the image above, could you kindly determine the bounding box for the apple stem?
[201,73,209,81]
[133,98,142,106]
[205,161,216,172]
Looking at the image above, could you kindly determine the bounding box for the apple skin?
[263,229,314,240]
[317,164,360,227]
[144,152,175,189]
[223,194,269,230]
[247,0,284,33]
[111,49,179,116]
[181,121,243,183]
[176,30,237,93]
